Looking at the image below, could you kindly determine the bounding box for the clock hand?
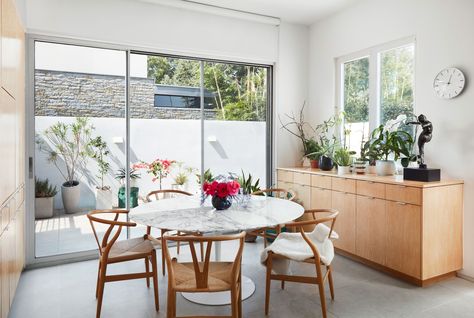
[447,74,453,85]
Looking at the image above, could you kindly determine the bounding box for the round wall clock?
[433,67,465,99]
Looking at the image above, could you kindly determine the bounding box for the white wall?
[35,117,267,210]
[275,22,309,168]
[25,0,279,64]
[308,0,474,277]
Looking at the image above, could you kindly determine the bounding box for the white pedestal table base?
[181,275,255,305]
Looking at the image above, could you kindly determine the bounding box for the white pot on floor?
[35,197,54,219]
[95,187,113,210]
[61,181,81,214]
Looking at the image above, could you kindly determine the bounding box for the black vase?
[212,195,232,210]
[319,156,334,171]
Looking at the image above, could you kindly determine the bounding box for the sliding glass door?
[33,41,127,257]
[30,39,272,261]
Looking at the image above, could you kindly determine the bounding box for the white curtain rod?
[140,0,281,26]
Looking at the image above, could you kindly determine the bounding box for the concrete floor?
[10,239,474,318]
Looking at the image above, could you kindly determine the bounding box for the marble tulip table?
[130,195,304,305]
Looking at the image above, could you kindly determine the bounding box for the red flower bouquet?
[203,180,240,210]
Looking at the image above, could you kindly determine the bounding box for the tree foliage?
[147,56,267,121]
[343,46,414,124]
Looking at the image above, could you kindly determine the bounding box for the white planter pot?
[376,160,396,176]
[337,166,351,176]
[61,182,81,214]
[35,197,54,219]
[367,165,377,174]
[95,188,113,210]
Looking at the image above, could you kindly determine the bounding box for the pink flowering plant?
[133,159,176,189]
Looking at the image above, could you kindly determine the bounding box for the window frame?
[335,36,416,141]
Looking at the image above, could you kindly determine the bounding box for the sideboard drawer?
[293,172,311,186]
[311,175,332,189]
[357,180,385,199]
[277,170,293,183]
[332,177,356,193]
[386,184,422,205]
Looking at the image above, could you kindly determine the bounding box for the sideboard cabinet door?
[331,191,356,254]
[356,196,386,265]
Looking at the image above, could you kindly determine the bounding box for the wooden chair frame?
[163,232,246,318]
[248,188,296,247]
[264,209,339,318]
[144,189,204,275]
[87,209,159,318]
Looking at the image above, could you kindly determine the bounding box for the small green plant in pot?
[172,163,196,191]
[367,125,413,176]
[238,170,261,195]
[333,147,356,175]
[115,168,141,208]
[35,178,58,219]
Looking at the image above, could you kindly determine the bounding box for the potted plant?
[279,102,318,166]
[333,146,355,175]
[360,139,380,174]
[303,138,322,168]
[35,178,58,219]
[196,168,215,185]
[135,159,175,190]
[90,136,112,209]
[115,168,141,208]
[172,163,196,191]
[306,112,343,171]
[36,117,94,214]
[367,125,413,176]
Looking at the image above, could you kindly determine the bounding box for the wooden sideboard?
[0,0,26,317]
[277,167,463,286]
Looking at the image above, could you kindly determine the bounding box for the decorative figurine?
[404,114,440,182]
[407,114,433,168]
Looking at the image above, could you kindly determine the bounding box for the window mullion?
[368,50,379,132]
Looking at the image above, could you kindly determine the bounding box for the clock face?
[433,67,465,99]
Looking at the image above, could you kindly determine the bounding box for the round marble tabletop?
[129,195,304,234]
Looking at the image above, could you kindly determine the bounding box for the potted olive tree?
[37,117,94,214]
[367,125,413,176]
[35,178,58,219]
[91,136,112,209]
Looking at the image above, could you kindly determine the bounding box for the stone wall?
[34,69,217,120]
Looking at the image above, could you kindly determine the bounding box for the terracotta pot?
[310,159,319,169]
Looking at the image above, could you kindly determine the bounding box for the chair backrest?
[163,232,246,290]
[251,188,296,201]
[87,209,136,258]
[284,209,339,262]
[145,189,192,202]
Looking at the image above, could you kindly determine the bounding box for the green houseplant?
[35,178,58,219]
[303,138,322,168]
[115,168,141,208]
[90,136,112,209]
[36,117,94,213]
[172,163,196,191]
[367,125,413,176]
[333,146,356,175]
[238,170,261,195]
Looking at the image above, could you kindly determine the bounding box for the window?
[153,85,216,109]
[337,38,415,153]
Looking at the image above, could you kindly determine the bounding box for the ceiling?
[141,0,359,25]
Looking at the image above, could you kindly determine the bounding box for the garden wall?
[35,116,267,210]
